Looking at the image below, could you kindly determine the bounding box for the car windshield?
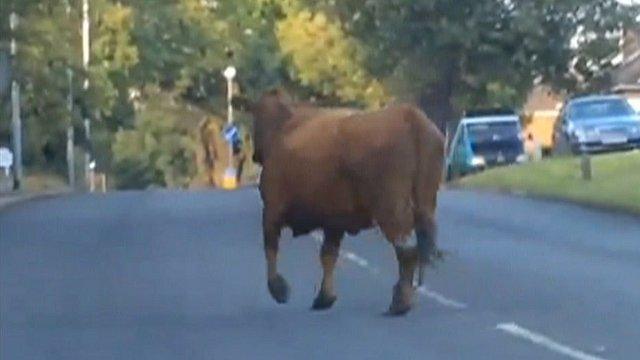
[466,121,523,155]
[569,99,635,119]
[466,121,520,144]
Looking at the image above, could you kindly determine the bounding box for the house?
[520,85,565,154]
[522,85,564,113]
[611,27,640,111]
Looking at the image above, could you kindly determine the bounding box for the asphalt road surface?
[1,189,639,360]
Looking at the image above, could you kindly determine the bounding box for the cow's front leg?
[263,211,289,304]
[312,230,343,310]
[388,240,419,316]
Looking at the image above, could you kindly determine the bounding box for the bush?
[111,90,200,189]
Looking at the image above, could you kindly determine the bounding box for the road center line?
[416,286,467,309]
[496,322,606,360]
[311,232,466,309]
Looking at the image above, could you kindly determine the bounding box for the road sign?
[0,147,13,176]
[0,147,13,168]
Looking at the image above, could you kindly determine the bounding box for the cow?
[236,89,445,315]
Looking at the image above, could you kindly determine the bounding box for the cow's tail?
[405,106,445,286]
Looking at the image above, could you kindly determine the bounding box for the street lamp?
[82,0,92,192]
[9,12,18,56]
[223,66,236,127]
[222,66,237,190]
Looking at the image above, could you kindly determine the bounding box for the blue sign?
[223,125,238,142]
[222,125,242,154]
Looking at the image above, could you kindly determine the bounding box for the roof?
[464,108,515,117]
[523,85,564,113]
[460,115,520,125]
[567,94,628,104]
[612,84,640,93]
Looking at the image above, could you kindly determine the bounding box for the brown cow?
[239,89,445,315]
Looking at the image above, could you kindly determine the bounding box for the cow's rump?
[261,104,443,239]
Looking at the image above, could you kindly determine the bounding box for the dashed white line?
[416,286,468,309]
[341,250,371,268]
[311,232,379,274]
[312,232,606,358]
[310,231,465,309]
[496,322,607,360]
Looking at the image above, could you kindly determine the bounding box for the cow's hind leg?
[388,243,419,315]
[379,218,418,315]
[312,229,343,310]
[415,214,438,286]
[263,212,289,304]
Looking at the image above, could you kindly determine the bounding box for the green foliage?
[111,88,200,189]
[308,0,640,126]
[276,9,388,108]
[2,0,639,188]
[92,3,138,73]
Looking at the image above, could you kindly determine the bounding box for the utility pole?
[222,65,237,190]
[82,0,92,191]
[64,1,75,189]
[9,10,22,190]
[67,69,75,189]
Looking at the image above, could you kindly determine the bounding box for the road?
[1,189,639,360]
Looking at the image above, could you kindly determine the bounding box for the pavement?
[0,189,70,212]
[1,188,639,360]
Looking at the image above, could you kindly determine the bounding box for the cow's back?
[260,103,442,236]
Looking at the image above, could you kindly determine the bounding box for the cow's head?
[234,88,293,164]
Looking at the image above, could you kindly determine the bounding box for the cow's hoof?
[311,291,337,310]
[268,274,290,304]
[386,302,412,316]
[386,284,413,316]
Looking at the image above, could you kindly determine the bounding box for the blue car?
[557,95,640,154]
[446,111,527,180]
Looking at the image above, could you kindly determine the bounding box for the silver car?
[558,95,640,154]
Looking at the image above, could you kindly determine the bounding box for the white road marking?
[310,231,465,309]
[311,232,378,273]
[496,323,606,360]
[342,250,371,268]
[416,286,468,309]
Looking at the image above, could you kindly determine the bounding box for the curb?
[448,185,640,219]
[0,189,71,213]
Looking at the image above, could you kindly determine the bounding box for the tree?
[275,7,388,108]
[111,87,200,189]
[304,0,640,130]
[4,0,638,188]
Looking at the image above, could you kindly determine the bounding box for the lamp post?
[222,65,237,190]
[82,0,92,191]
[66,68,75,189]
[9,10,22,191]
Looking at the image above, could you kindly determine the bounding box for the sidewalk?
[0,188,71,212]
[0,173,72,211]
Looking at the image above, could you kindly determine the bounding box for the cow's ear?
[231,95,254,112]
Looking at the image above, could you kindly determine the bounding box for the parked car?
[556,95,640,154]
[446,110,527,180]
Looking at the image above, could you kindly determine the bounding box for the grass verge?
[458,150,640,214]
[24,172,68,192]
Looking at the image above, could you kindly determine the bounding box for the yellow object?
[522,110,560,152]
[221,167,237,190]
